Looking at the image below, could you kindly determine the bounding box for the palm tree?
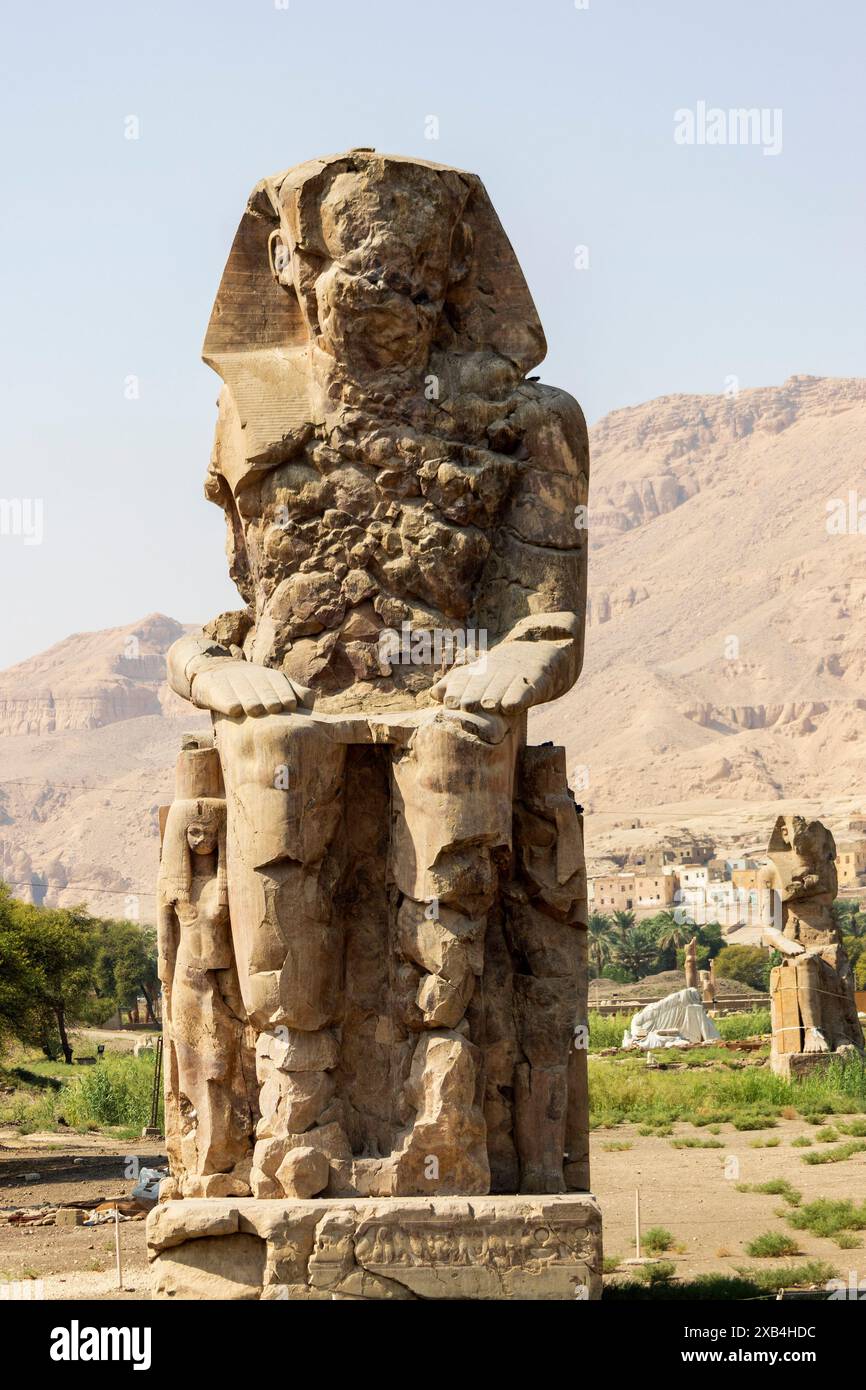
[587,912,615,979]
[612,922,660,982]
[653,911,692,953]
[611,909,636,933]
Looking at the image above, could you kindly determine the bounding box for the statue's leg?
[388,708,516,1195]
[814,947,864,1052]
[214,713,348,1197]
[505,744,586,1194]
[171,962,250,1188]
[795,956,830,1053]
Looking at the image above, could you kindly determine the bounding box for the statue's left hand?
[430,640,570,714]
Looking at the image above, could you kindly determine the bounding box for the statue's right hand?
[190,661,304,717]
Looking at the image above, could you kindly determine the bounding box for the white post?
[115,1206,123,1290]
[634,1188,641,1260]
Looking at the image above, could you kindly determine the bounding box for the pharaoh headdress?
[202,150,546,484]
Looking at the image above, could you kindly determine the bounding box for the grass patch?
[590,1052,866,1129]
[801,1140,866,1166]
[737,1179,801,1206]
[636,1260,676,1286]
[605,1260,837,1301]
[750,1137,781,1148]
[744,1231,801,1258]
[588,1013,633,1050]
[643,1227,675,1254]
[602,1141,633,1152]
[0,1050,162,1134]
[670,1137,724,1149]
[791,1136,813,1147]
[787,1198,866,1238]
[717,1009,771,1040]
[732,1114,777,1131]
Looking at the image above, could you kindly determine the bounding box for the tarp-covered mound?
[622,987,721,1050]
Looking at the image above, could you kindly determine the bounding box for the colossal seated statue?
[761,814,864,1077]
[158,150,592,1211]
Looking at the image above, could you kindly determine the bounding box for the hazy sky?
[1,0,863,667]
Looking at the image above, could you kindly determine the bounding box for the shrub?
[788,1199,866,1238]
[801,1140,866,1166]
[737,1179,801,1206]
[637,1260,676,1286]
[744,1232,801,1258]
[643,1227,674,1254]
[59,1052,160,1131]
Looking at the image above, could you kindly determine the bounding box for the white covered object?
[622,987,721,1049]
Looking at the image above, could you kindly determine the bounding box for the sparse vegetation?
[744,1231,801,1258]
[801,1140,866,1165]
[787,1198,866,1239]
[642,1227,675,1254]
[736,1179,801,1206]
[605,1261,837,1301]
[636,1260,676,1286]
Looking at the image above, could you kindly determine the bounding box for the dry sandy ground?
[0,1129,164,1301]
[2,1115,863,1300]
[593,1116,866,1287]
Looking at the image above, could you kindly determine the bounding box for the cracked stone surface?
[148,1196,602,1300]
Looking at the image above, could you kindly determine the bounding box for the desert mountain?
[534,375,866,830]
[3,376,865,914]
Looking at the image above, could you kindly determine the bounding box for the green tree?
[587,912,615,980]
[3,899,101,1062]
[612,922,660,982]
[94,921,160,1023]
[714,944,769,993]
[0,885,45,1053]
[650,911,692,968]
[612,909,636,933]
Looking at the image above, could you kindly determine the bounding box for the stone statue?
[151,151,601,1299]
[760,814,864,1077]
[157,738,257,1196]
[684,936,700,991]
[698,967,715,1008]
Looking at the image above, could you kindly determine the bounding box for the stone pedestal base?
[147,1195,603,1300]
[771,1050,835,1081]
